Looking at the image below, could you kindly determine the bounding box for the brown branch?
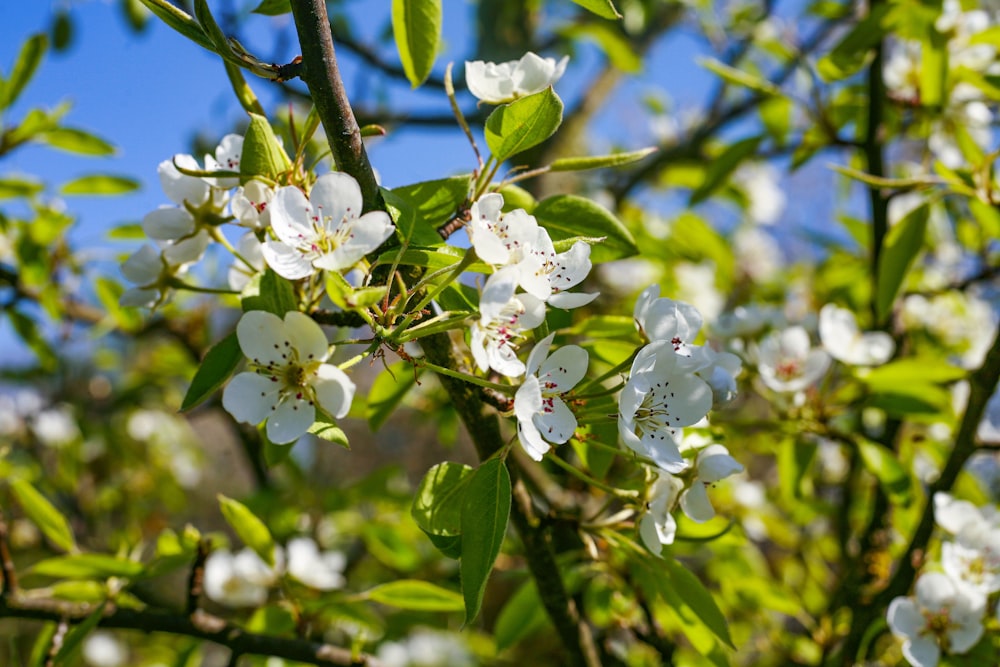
[0,597,380,667]
[186,538,210,615]
[0,513,17,597]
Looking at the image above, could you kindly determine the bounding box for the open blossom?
[618,342,713,473]
[756,326,830,393]
[634,285,703,352]
[514,333,588,460]
[119,232,211,308]
[203,133,243,189]
[887,572,985,667]
[678,444,744,522]
[469,267,546,378]
[222,311,356,444]
[467,194,537,266]
[231,179,275,230]
[286,537,347,591]
[204,546,281,608]
[82,632,128,667]
[262,172,395,280]
[465,52,569,105]
[639,472,683,554]
[818,304,895,366]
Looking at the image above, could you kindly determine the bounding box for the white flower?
[639,473,683,554]
[203,547,280,608]
[942,531,1000,596]
[633,285,703,352]
[158,153,212,209]
[469,267,546,378]
[232,179,275,231]
[286,537,347,591]
[678,444,744,523]
[618,341,713,473]
[228,232,265,292]
[514,333,588,460]
[690,346,743,407]
[204,133,243,189]
[222,311,356,444]
[733,162,786,225]
[82,631,128,667]
[933,492,1000,536]
[465,52,569,105]
[756,326,831,393]
[31,405,79,448]
[119,233,211,308]
[262,173,395,280]
[467,194,537,266]
[518,231,597,308]
[887,572,985,667]
[142,205,196,242]
[819,304,895,366]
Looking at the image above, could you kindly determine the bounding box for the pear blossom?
[82,632,128,667]
[733,162,786,225]
[887,572,985,667]
[933,492,1000,537]
[818,304,895,366]
[690,346,743,407]
[222,311,356,444]
[941,528,1000,596]
[514,333,588,460]
[518,231,597,308]
[678,444,744,522]
[120,232,211,308]
[618,341,713,473]
[467,194,537,266]
[469,267,546,378]
[286,537,347,590]
[262,172,395,280]
[228,232,266,292]
[231,179,275,231]
[204,133,244,189]
[203,546,281,608]
[756,326,831,393]
[465,52,569,105]
[633,285,703,352]
[639,472,683,554]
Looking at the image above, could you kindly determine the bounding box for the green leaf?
[876,202,928,322]
[308,410,350,447]
[10,479,76,553]
[38,127,116,156]
[224,60,265,116]
[122,0,151,32]
[49,13,73,53]
[920,28,948,108]
[29,624,58,667]
[375,245,487,272]
[460,458,511,624]
[860,358,966,389]
[689,135,763,205]
[816,4,893,81]
[242,269,298,315]
[367,361,423,431]
[571,0,622,19]
[240,113,292,184]
[1,34,47,110]
[412,462,475,537]
[700,58,780,95]
[50,581,107,603]
[485,88,564,162]
[662,557,735,649]
[759,96,793,145]
[59,174,140,196]
[533,194,637,263]
[550,147,656,172]
[53,603,105,665]
[494,579,550,651]
[0,176,44,200]
[247,604,296,635]
[562,23,640,72]
[193,0,232,56]
[252,0,291,16]
[383,175,472,245]
[138,0,214,51]
[30,554,144,579]
[391,0,442,88]
[362,580,464,612]
[857,439,911,503]
[181,331,242,411]
[218,494,276,567]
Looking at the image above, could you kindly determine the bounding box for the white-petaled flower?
[204,133,243,189]
[733,162,786,225]
[228,232,266,292]
[232,179,275,231]
[690,345,743,407]
[887,572,985,667]
[82,631,128,667]
[286,537,347,591]
[818,304,895,366]
[203,547,280,608]
[634,285,703,352]
[678,444,744,522]
[517,230,597,309]
[933,492,1000,536]
[467,194,538,266]
[222,311,356,444]
[469,267,546,378]
[142,205,196,242]
[756,326,831,393]
[639,472,683,555]
[262,173,395,280]
[159,153,212,209]
[514,333,588,460]
[942,528,1000,596]
[618,341,713,473]
[465,52,569,105]
[119,233,211,308]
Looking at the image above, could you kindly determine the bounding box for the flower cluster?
[886,492,1000,666]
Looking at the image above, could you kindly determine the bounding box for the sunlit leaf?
[392,0,441,87]
[460,458,511,624]
[218,494,276,567]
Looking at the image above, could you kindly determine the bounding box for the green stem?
[547,453,640,499]
[413,359,515,394]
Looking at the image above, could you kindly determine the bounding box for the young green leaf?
[0,177,44,200]
[240,113,292,184]
[52,603,106,665]
[39,127,116,156]
[570,0,622,19]
[876,202,928,323]
[857,439,911,503]
[662,557,735,649]
[494,579,550,651]
[10,479,77,553]
[138,0,214,51]
[181,331,242,411]
[689,135,763,205]
[253,0,291,15]
[193,0,232,56]
[218,494,276,567]
[533,194,637,263]
[460,458,511,624]
[59,174,140,196]
[485,88,564,162]
[816,4,892,81]
[308,410,350,448]
[411,462,475,537]
[30,554,144,579]
[367,361,423,431]
[392,0,442,88]
[700,57,780,95]
[549,147,657,172]
[361,580,464,612]
[1,34,47,110]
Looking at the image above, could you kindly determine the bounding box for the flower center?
[633,381,680,440]
[775,358,802,381]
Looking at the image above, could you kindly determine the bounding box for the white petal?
[223,372,280,426]
[517,254,552,301]
[525,333,555,377]
[517,293,547,329]
[270,185,316,247]
[538,345,589,392]
[680,483,715,523]
[236,310,287,367]
[639,513,672,555]
[312,364,356,419]
[488,341,526,378]
[324,211,395,269]
[547,290,599,309]
[948,615,984,654]
[517,416,550,461]
[533,397,576,444]
[514,376,543,421]
[266,395,315,444]
[640,432,688,474]
[479,267,519,319]
[916,572,957,611]
[465,59,516,104]
[142,207,195,241]
[310,172,363,230]
[696,444,744,482]
[262,241,316,280]
[283,312,329,362]
[162,231,210,267]
[119,287,160,308]
[903,636,940,667]
[121,245,162,285]
[887,596,923,639]
[551,241,592,292]
[159,155,209,206]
